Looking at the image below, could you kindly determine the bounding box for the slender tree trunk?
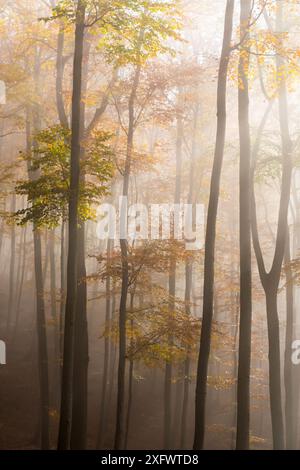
[26,111,50,452]
[236,0,252,450]
[12,224,27,342]
[34,229,50,449]
[43,232,50,282]
[251,2,292,450]
[193,0,234,450]
[70,35,91,449]
[70,34,91,450]
[124,354,134,450]
[125,294,135,450]
[284,227,294,448]
[164,99,183,450]
[0,199,5,257]
[59,219,66,380]
[106,280,117,441]
[115,235,129,450]
[97,239,112,449]
[49,229,60,404]
[49,229,57,320]
[114,53,142,450]
[6,193,16,338]
[164,256,175,449]
[70,221,88,449]
[180,101,199,450]
[26,47,51,448]
[56,22,69,129]
[180,258,192,449]
[57,0,86,449]
[265,282,285,448]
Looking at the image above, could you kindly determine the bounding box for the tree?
[57,0,86,449]
[236,0,252,450]
[251,2,292,449]
[193,0,234,450]
[102,2,181,449]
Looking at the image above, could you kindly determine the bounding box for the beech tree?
[193,0,234,450]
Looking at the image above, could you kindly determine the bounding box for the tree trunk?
[70,34,91,450]
[59,219,66,380]
[265,282,285,449]
[284,227,295,448]
[250,2,292,449]
[49,229,57,321]
[56,22,69,129]
[193,0,234,450]
[97,239,112,449]
[70,222,88,449]
[6,193,16,338]
[12,224,27,342]
[26,50,50,448]
[125,296,135,450]
[34,229,50,449]
[236,0,252,450]
[114,52,142,450]
[180,258,192,449]
[164,99,183,450]
[57,0,86,450]
[114,237,129,450]
[180,100,199,450]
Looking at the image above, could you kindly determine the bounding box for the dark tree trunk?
[97,239,112,449]
[49,229,60,403]
[164,260,175,450]
[25,136,50,451]
[193,0,234,450]
[57,0,86,450]
[70,34,91,450]
[124,354,134,450]
[164,101,183,450]
[70,222,88,449]
[125,296,135,450]
[107,280,117,440]
[13,224,27,342]
[49,229,57,321]
[236,0,252,450]
[6,193,16,338]
[26,47,51,448]
[265,282,284,449]
[180,101,199,450]
[284,227,295,448]
[59,219,66,380]
[250,2,292,450]
[34,229,50,449]
[115,237,129,450]
[114,53,142,450]
[180,258,192,449]
[56,22,69,129]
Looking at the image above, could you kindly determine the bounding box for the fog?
[0,0,300,451]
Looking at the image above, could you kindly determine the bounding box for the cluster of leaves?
[228,2,300,95]
[93,239,194,287]
[105,284,201,366]
[45,0,182,67]
[96,1,182,67]
[254,155,282,183]
[92,240,203,367]
[284,256,300,287]
[14,125,114,228]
